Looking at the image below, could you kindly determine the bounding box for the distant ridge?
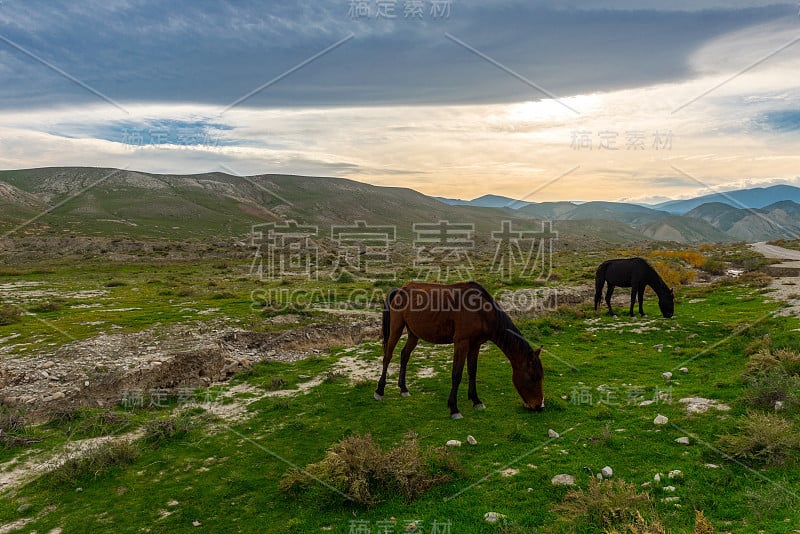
[685,200,800,241]
[2,167,799,243]
[653,184,800,214]
[436,194,532,209]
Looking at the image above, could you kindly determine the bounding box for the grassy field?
[2,245,800,533]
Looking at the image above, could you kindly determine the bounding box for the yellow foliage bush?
[651,260,695,288]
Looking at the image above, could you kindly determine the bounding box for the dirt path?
[750,242,800,317]
[750,241,800,261]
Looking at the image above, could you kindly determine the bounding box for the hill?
[0,168,547,241]
[435,194,533,209]
[4,167,798,245]
[638,214,734,243]
[654,184,800,214]
[686,200,800,241]
[519,201,668,225]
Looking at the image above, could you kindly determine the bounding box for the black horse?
[594,258,674,318]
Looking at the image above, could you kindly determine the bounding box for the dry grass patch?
[553,478,653,530]
[280,432,459,507]
[719,411,800,466]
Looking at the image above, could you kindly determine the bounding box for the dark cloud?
[0,1,792,110]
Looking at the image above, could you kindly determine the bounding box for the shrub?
[693,510,715,534]
[651,261,695,288]
[700,258,726,276]
[280,432,458,507]
[745,347,800,377]
[604,511,666,534]
[744,371,800,412]
[650,250,705,268]
[718,411,800,466]
[31,300,64,313]
[553,478,653,529]
[738,271,772,288]
[48,440,140,484]
[0,303,22,325]
[0,404,36,448]
[143,412,195,445]
[104,279,128,287]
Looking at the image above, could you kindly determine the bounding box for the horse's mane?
[639,258,671,294]
[466,281,533,360]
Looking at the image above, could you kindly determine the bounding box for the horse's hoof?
[474,403,486,410]
[451,412,463,420]
[373,392,383,401]
[401,391,411,398]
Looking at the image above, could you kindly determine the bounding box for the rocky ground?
[0,315,379,420]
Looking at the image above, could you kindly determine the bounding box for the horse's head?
[658,288,675,318]
[512,345,544,411]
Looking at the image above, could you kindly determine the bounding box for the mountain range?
[1,167,799,244]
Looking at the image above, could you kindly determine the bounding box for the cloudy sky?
[0,1,798,203]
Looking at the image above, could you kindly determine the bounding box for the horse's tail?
[383,288,399,353]
[594,262,609,310]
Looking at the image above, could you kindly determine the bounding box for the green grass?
[2,272,800,532]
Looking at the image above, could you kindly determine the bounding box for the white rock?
[500,468,519,478]
[551,474,576,486]
[596,473,603,480]
[662,497,680,503]
[663,485,676,492]
[601,466,613,479]
[653,414,669,425]
[466,435,478,445]
[704,463,719,469]
[661,372,673,380]
[668,470,683,479]
[654,473,662,482]
[484,512,506,523]
[548,429,560,439]
[679,367,689,374]
[679,397,731,415]
[445,440,461,447]
[775,400,784,411]
[675,437,690,445]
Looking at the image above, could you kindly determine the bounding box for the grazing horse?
[594,258,675,318]
[375,281,544,419]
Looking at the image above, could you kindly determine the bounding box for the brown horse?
[374,281,544,419]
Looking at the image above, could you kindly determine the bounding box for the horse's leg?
[594,280,604,311]
[397,331,419,397]
[375,316,405,400]
[466,343,484,409]
[605,285,616,316]
[629,285,637,317]
[638,285,646,316]
[448,340,469,419]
